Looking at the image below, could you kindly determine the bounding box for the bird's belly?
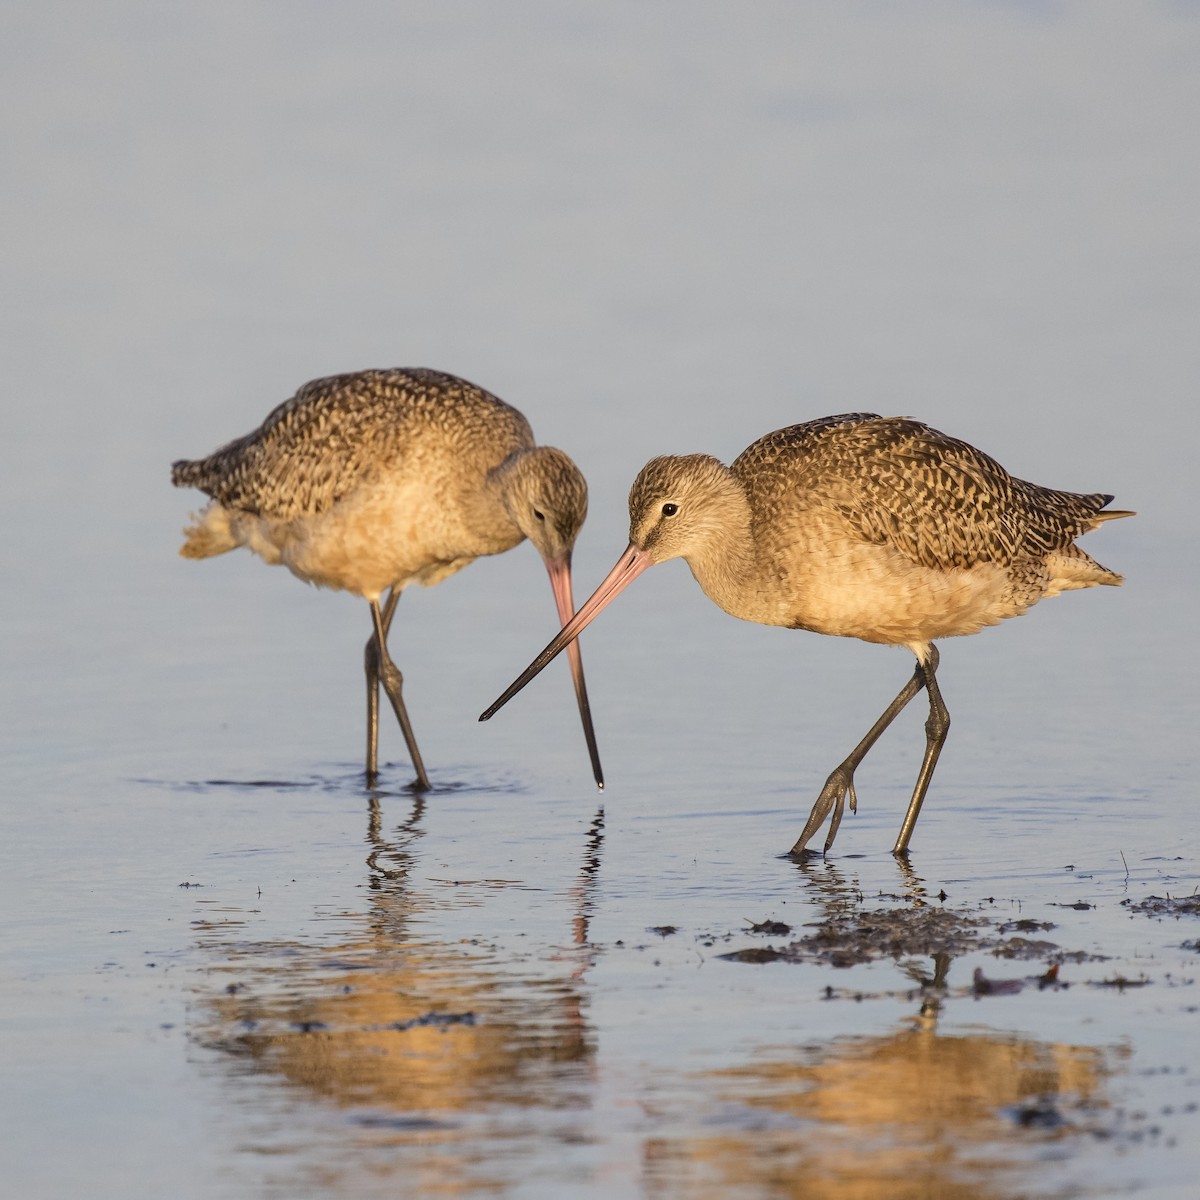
[785,550,1020,646]
[233,483,520,600]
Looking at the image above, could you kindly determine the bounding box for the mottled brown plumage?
[482,413,1132,855]
[173,367,603,790]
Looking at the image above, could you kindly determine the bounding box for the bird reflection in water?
[190,793,606,1193]
[641,1023,1121,1200]
[645,856,1126,1200]
[188,814,1128,1198]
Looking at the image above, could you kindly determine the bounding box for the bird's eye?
[661,503,678,517]
[533,510,546,522]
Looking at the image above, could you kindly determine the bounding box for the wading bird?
[173,367,603,790]
[480,413,1130,854]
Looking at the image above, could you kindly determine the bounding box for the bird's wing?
[739,416,1114,570]
[173,369,528,521]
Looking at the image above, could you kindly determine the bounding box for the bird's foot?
[788,764,859,856]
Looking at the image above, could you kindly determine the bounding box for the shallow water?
[3,4,1199,1198]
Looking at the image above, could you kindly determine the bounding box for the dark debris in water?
[990,936,1061,961]
[385,1010,477,1032]
[1053,948,1110,964]
[998,918,1055,934]
[745,919,792,936]
[1003,1091,1190,1149]
[716,878,1118,982]
[973,964,1064,996]
[1123,893,1200,918]
[724,946,788,964]
[1007,1096,1067,1129]
[720,906,987,968]
[351,1113,460,1131]
[1091,974,1152,990]
[812,960,1066,1006]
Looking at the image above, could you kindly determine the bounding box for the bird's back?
[735,414,1123,576]
[172,368,535,521]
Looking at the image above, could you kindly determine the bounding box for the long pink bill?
[544,552,605,790]
[481,543,655,728]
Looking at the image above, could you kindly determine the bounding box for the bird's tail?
[1044,543,1123,591]
[172,457,214,490]
[1091,507,1136,524]
[179,505,238,559]
[1076,499,1133,586]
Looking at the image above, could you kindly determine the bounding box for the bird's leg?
[364,587,402,786]
[366,592,431,792]
[892,646,950,857]
[789,656,930,856]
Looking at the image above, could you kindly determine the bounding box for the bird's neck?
[679,485,774,624]
[485,450,525,521]
[451,450,527,553]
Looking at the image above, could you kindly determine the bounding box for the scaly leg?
[365,587,402,785]
[364,590,429,791]
[790,647,942,856]
[891,647,950,856]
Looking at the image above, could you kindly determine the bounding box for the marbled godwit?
[481,413,1131,855]
[172,367,602,790]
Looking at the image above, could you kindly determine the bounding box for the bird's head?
[501,445,589,564]
[627,454,743,565]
